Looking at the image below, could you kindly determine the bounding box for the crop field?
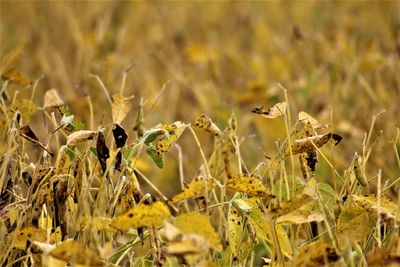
[0,1,399,266]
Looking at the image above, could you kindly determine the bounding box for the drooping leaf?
[96,131,110,174]
[112,123,128,148]
[174,212,222,251]
[228,205,243,259]
[170,176,217,204]
[66,130,96,146]
[49,240,104,266]
[43,89,64,109]
[112,201,171,230]
[226,175,273,197]
[18,125,54,156]
[192,113,222,136]
[336,207,374,250]
[251,102,287,119]
[276,208,324,224]
[268,193,314,220]
[112,93,132,124]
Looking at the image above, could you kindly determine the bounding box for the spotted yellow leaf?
[170,176,217,204]
[268,193,314,220]
[174,212,222,251]
[291,240,341,266]
[192,114,222,136]
[352,194,400,225]
[156,121,186,155]
[13,227,46,250]
[228,205,243,259]
[80,216,116,232]
[112,201,171,230]
[226,175,272,197]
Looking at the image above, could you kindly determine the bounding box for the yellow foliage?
[170,176,217,204]
[226,175,272,197]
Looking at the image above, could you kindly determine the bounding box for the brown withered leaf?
[251,102,287,119]
[112,123,128,148]
[96,131,110,174]
[18,125,54,156]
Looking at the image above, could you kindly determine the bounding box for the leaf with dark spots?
[112,123,128,148]
[96,132,110,174]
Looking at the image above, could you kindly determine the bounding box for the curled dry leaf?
[18,125,54,156]
[43,89,64,109]
[174,212,222,251]
[298,111,329,129]
[112,201,171,230]
[66,130,96,146]
[49,240,104,266]
[192,114,222,136]
[226,175,273,197]
[170,176,217,204]
[285,133,342,156]
[251,102,287,119]
[112,93,132,124]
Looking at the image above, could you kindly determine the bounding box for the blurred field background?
[1,1,399,197]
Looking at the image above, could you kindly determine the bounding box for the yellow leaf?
[352,194,400,225]
[276,208,324,224]
[291,240,340,267]
[298,111,328,129]
[49,240,104,266]
[43,89,65,109]
[13,227,47,250]
[268,193,314,220]
[336,207,373,250]
[163,239,201,256]
[156,121,187,155]
[192,114,222,136]
[112,201,171,230]
[50,227,62,243]
[251,102,287,119]
[226,175,273,197]
[10,99,37,121]
[0,41,25,74]
[174,213,222,251]
[185,44,217,64]
[244,198,293,256]
[66,130,97,146]
[170,176,217,204]
[1,70,31,86]
[80,216,116,232]
[112,93,132,124]
[228,205,242,259]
